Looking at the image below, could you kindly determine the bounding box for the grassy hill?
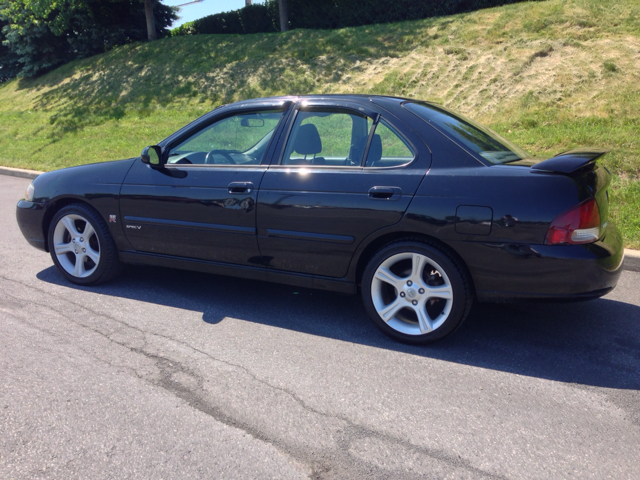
[0,0,638,247]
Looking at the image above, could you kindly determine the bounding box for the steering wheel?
[205,149,236,165]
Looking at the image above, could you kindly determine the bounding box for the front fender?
[30,159,137,252]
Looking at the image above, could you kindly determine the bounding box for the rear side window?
[364,120,415,168]
[281,110,373,167]
[404,102,529,164]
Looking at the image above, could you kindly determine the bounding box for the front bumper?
[16,200,48,251]
[453,223,625,302]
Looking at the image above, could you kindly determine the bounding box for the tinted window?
[404,102,529,164]
[364,120,415,168]
[168,110,284,165]
[281,110,373,167]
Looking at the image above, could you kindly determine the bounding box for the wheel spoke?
[82,222,95,239]
[378,298,403,322]
[375,267,404,288]
[85,246,100,264]
[61,216,81,237]
[426,285,453,301]
[414,305,433,334]
[411,253,426,280]
[370,250,457,337]
[73,255,86,277]
[54,242,74,255]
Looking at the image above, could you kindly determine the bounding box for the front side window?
[404,102,529,164]
[281,110,373,167]
[364,120,415,168]
[168,110,285,165]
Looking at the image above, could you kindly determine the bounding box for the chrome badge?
[109,215,116,223]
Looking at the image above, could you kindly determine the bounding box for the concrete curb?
[0,166,43,180]
[1,164,639,272]
[625,249,640,273]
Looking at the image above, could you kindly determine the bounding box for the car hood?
[32,158,137,203]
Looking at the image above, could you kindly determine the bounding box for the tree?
[0,0,177,78]
[142,0,157,41]
[0,11,21,82]
[1,0,72,78]
[278,0,288,32]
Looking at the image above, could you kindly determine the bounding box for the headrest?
[294,124,322,155]
[365,134,382,166]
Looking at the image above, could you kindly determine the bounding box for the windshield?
[403,102,530,164]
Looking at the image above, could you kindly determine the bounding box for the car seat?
[286,123,326,165]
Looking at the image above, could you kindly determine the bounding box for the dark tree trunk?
[143,0,157,41]
[278,0,288,32]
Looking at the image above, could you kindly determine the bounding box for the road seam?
[2,279,505,479]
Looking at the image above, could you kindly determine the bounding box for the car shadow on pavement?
[37,264,640,391]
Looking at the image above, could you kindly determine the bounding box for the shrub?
[0,17,21,82]
[172,4,276,36]
[172,0,538,36]
[285,0,541,30]
[603,61,619,73]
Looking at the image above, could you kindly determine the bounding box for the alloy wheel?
[52,214,101,278]
[370,252,454,335]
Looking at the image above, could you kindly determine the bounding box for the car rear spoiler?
[531,148,609,174]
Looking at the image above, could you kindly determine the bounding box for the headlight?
[25,183,35,202]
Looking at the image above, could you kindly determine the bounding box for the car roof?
[225,94,418,107]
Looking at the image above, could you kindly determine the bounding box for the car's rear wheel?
[362,240,472,344]
[48,204,122,285]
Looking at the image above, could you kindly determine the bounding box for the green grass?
[1,0,639,247]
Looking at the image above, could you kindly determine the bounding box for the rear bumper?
[452,223,624,302]
[16,200,48,252]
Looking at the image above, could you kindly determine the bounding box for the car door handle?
[228,182,254,194]
[368,186,401,200]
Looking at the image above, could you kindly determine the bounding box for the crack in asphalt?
[1,275,506,479]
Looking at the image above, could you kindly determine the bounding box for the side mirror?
[141,145,164,168]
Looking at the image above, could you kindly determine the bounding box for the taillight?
[545,198,601,245]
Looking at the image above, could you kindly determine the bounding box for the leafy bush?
[240,3,277,34]
[284,0,540,30]
[172,4,276,36]
[1,16,31,82]
[603,61,619,73]
[172,0,539,36]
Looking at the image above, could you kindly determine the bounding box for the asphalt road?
[1,174,639,479]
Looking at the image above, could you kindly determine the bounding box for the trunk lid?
[504,148,611,235]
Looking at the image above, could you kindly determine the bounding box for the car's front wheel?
[48,203,122,285]
[362,240,472,344]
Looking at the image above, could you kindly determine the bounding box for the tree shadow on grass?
[13,16,450,141]
[37,263,640,391]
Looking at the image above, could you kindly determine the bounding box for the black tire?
[48,203,122,285]
[361,239,473,344]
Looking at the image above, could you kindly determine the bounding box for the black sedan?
[16,95,624,344]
